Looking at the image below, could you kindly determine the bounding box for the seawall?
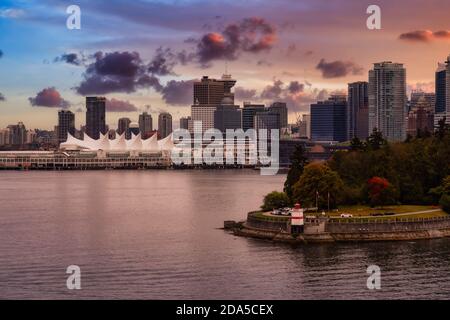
[230,213,450,243]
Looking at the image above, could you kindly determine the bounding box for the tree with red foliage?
[367,177,396,207]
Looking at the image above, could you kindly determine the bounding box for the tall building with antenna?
[191,73,237,132]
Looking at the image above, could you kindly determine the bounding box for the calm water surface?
[0,170,450,299]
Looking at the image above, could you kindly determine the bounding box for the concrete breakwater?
[227,212,450,242]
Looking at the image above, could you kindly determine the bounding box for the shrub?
[261,191,290,211]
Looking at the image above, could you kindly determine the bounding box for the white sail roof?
[60,133,173,152]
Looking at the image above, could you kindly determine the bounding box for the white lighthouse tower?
[291,203,304,234]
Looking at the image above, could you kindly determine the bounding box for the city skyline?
[2,0,450,130]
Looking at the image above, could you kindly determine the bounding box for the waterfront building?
[436,63,447,115]
[85,97,106,139]
[310,95,348,142]
[368,62,407,141]
[158,112,172,138]
[348,81,369,140]
[139,112,153,138]
[57,110,75,144]
[242,103,265,131]
[268,102,288,129]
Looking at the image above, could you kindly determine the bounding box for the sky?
[1,0,450,130]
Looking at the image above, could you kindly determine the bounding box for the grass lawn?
[326,205,448,220]
[252,205,448,222]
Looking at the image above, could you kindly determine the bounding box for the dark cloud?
[399,30,450,42]
[316,59,364,78]
[54,53,85,66]
[288,81,304,94]
[433,30,450,39]
[148,47,177,76]
[0,92,5,101]
[235,87,257,101]
[28,87,70,108]
[193,17,277,66]
[106,98,138,112]
[160,79,196,106]
[260,80,284,100]
[75,51,161,95]
[0,50,3,58]
[242,80,331,112]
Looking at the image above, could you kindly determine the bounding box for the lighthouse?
[290,203,304,234]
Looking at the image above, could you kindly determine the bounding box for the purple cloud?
[399,30,450,42]
[161,79,196,106]
[76,51,162,95]
[193,17,277,66]
[28,87,70,108]
[106,98,139,112]
[316,59,364,78]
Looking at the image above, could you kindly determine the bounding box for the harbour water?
[1,170,450,299]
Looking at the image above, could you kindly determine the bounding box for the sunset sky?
[1,0,450,130]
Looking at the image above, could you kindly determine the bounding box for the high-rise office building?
[0,128,11,146]
[57,110,75,143]
[310,95,348,142]
[117,117,131,139]
[348,81,369,140]
[85,96,106,139]
[193,75,236,105]
[191,74,236,132]
[214,100,242,133]
[446,56,450,122]
[242,103,265,131]
[411,92,435,110]
[139,112,153,138]
[407,95,434,137]
[435,63,447,114]
[179,116,191,130]
[254,111,280,140]
[7,122,27,145]
[268,102,288,128]
[158,112,173,138]
[298,114,311,139]
[368,62,407,141]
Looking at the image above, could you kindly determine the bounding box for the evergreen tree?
[284,144,308,201]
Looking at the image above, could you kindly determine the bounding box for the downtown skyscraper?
[158,112,172,139]
[85,97,106,139]
[57,110,75,144]
[310,95,348,142]
[368,62,407,142]
[347,81,369,140]
[191,74,236,132]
